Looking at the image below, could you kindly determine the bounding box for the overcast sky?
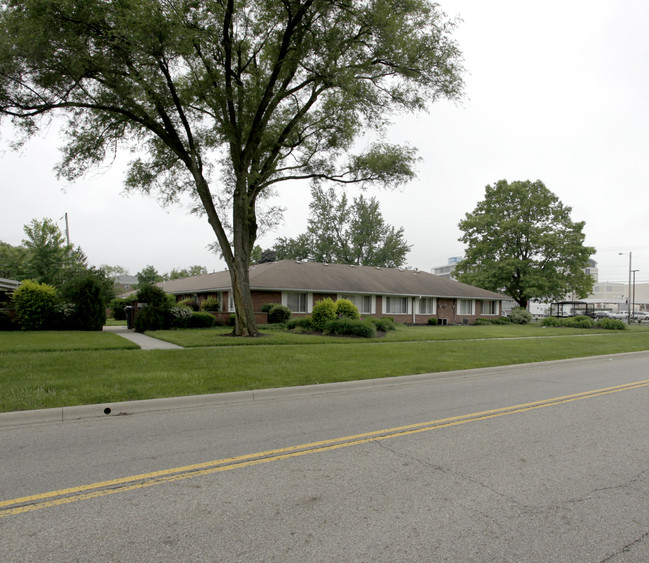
[1,0,648,284]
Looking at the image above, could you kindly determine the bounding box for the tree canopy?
[454,180,595,309]
[0,0,463,335]
[274,186,410,267]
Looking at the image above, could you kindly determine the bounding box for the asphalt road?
[2,352,649,561]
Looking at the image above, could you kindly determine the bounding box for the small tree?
[311,298,337,332]
[61,275,106,331]
[134,285,171,332]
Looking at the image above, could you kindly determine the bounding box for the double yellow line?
[3,378,649,518]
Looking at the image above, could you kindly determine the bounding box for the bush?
[595,317,626,330]
[323,318,377,338]
[0,307,17,331]
[200,296,221,312]
[170,305,194,328]
[571,315,593,329]
[541,316,562,327]
[311,298,337,331]
[134,284,171,332]
[110,297,131,320]
[335,299,360,320]
[509,307,532,324]
[60,275,107,331]
[178,297,200,311]
[189,311,216,328]
[472,318,494,325]
[13,280,58,330]
[427,317,438,326]
[261,303,274,313]
[229,313,237,326]
[267,304,291,324]
[493,316,511,324]
[367,317,396,332]
[286,317,313,331]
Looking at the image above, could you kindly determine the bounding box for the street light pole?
[632,269,639,320]
[619,252,632,323]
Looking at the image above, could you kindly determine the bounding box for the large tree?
[275,186,410,267]
[0,0,463,336]
[455,180,595,309]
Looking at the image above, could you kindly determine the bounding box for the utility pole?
[619,252,632,324]
[64,212,70,246]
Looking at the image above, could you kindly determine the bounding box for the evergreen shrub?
[13,280,58,330]
[311,298,337,331]
[427,317,438,326]
[134,285,171,332]
[110,297,131,320]
[189,311,216,328]
[368,317,396,332]
[286,317,313,331]
[541,316,562,327]
[324,318,376,338]
[493,316,511,324]
[472,318,493,325]
[335,299,360,320]
[61,275,107,330]
[267,304,291,324]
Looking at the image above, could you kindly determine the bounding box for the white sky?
[1,0,648,284]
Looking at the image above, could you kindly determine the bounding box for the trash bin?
[125,306,133,330]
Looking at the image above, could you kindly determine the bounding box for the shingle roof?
[158,260,505,300]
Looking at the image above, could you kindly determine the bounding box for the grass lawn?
[2,324,649,413]
[0,331,138,353]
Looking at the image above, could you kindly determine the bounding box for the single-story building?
[0,277,20,302]
[157,260,506,325]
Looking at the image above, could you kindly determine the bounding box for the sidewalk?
[102,325,183,350]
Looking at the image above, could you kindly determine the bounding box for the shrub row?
[541,315,626,330]
[472,317,512,326]
[323,318,377,338]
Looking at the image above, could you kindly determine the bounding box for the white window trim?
[457,299,475,316]
[228,290,235,312]
[418,297,437,315]
[337,294,376,315]
[383,295,411,315]
[281,291,313,313]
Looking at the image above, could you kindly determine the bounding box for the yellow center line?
[3,378,649,518]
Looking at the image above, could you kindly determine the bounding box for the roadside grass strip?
[3,378,649,518]
[3,331,649,412]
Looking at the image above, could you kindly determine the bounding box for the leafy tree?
[275,187,411,267]
[136,265,164,287]
[60,274,107,331]
[167,265,208,280]
[455,180,595,309]
[13,279,58,330]
[21,218,88,287]
[0,0,463,336]
[0,241,29,280]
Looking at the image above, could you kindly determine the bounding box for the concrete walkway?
[102,325,183,350]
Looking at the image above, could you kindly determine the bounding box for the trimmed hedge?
[595,317,626,330]
[13,280,58,330]
[427,317,438,326]
[286,317,313,331]
[267,304,291,324]
[189,311,216,328]
[311,298,337,331]
[335,299,360,320]
[323,318,376,338]
[367,317,396,332]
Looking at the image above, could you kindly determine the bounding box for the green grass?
[147,323,632,347]
[0,331,138,353]
[2,325,649,413]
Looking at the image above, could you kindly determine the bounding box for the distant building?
[431,256,464,280]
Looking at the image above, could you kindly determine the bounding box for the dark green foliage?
[368,317,396,332]
[335,299,360,320]
[595,318,626,330]
[60,275,107,331]
[323,318,377,338]
[427,317,438,325]
[200,296,221,312]
[134,285,171,332]
[110,297,131,320]
[493,317,511,324]
[286,317,313,331]
[456,180,595,309]
[542,315,595,329]
[189,312,216,328]
[13,280,58,330]
[472,318,494,325]
[228,314,237,326]
[0,307,17,330]
[261,303,275,313]
[311,298,337,331]
[509,307,533,324]
[267,304,291,324]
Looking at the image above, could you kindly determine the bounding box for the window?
[340,294,374,314]
[228,291,235,312]
[286,292,308,313]
[419,297,436,315]
[482,300,497,315]
[384,296,409,315]
[457,299,475,315]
